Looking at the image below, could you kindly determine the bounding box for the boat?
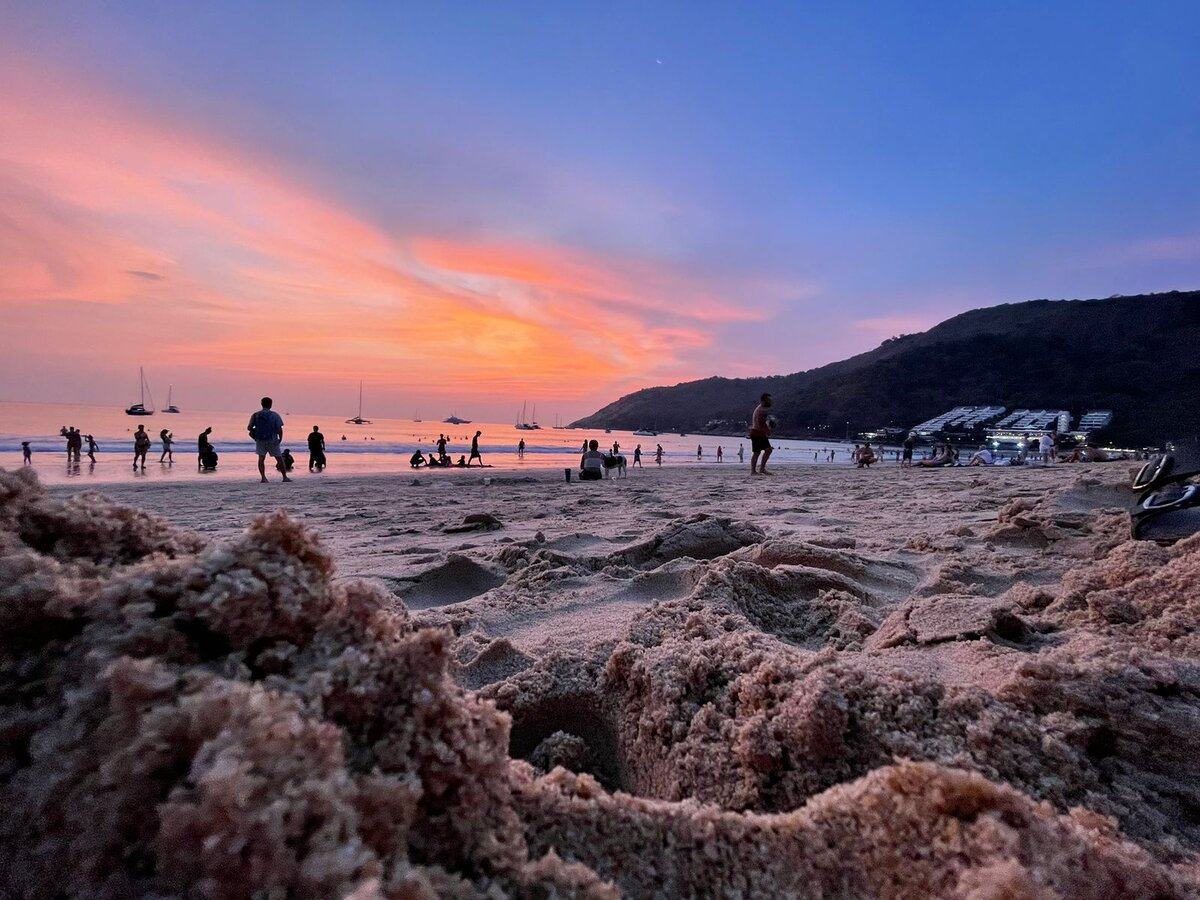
[443,413,472,425]
[414,410,422,423]
[515,401,541,430]
[632,428,657,436]
[552,413,569,430]
[163,385,181,414]
[345,381,372,425]
[125,367,155,416]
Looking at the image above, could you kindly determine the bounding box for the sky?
[2,2,1199,421]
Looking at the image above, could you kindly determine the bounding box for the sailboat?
[345,381,372,425]
[552,413,569,430]
[515,401,542,430]
[413,410,422,423]
[163,385,181,414]
[125,367,155,416]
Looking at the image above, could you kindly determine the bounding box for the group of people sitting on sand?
[851,443,884,468]
[410,450,468,469]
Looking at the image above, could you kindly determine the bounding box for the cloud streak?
[0,58,808,416]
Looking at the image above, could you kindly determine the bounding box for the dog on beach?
[603,453,627,478]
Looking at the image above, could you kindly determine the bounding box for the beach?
[5,458,1199,897]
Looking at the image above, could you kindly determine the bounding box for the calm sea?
[0,400,869,485]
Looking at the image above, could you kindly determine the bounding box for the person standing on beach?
[717,446,724,462]
[437,434,448,461]
[633,444,642,467]
[197,427,213,470]
[66,427,82,463]
[22,442,32,465]
[85,434,98,463]
[1039,432,1055,465]
[247,397,290,483]
[902,434,914,467]
[696,444,703,460]
[749,392,774,475]
[517,438,525,459]
[308,426,326,472]
[468,430,484,466]
[159,429,174,463]
[655,444,663,465]
[133,425,151,470]
[612,440,620,456]
[738,444,744,463]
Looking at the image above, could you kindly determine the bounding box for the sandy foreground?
[3,462,1200,897]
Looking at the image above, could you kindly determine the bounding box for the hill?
[571,290,1200,445]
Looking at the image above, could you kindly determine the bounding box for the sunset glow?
[2,4,1199,419]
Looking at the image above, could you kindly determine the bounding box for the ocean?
[0,400,872,485]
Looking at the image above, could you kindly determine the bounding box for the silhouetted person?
[133,425,151,470]
[655,444,663,465]
[437,434,448,458]
[410,450,427,468]
[247,396,289,483]
[518,438,525,459]
[308,426,327,471]
[159,428,174,463]
[22,442,32,465]
[198,427,213,470]
[749,392,774,475]
[633,444,643,467]
[66,427,82,463]
[281,448,296,471]
[85,434,98,462]
[468,430,483,466]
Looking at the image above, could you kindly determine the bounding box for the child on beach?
[159,429,174,463]
[86,435,98,462]
[22,442,32,465]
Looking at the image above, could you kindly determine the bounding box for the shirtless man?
[749,393,774,475]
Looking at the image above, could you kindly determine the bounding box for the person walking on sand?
[518,438,525,459]
[308,426,327,472]
[22,441,32,465]
[133,425,151,470]
[655,444,663,465]
[633,444,643,467]
[468,430,484,466]
[159,428,174,463]
[85,434,98,463]
[247,396,290,483]
[749,392,774,475]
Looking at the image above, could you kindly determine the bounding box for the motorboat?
[443,414,472,425]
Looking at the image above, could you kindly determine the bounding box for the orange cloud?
[0,58,803,414]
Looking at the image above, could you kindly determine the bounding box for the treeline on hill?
[571,291,1200,445]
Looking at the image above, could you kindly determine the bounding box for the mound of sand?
[3,466,1199,899]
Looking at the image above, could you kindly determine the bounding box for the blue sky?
[2,2,1198,416]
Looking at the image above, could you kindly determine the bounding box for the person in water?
[133,425,151,470]
[455,455,467,467]
[580,439,606,480]
[749,392,774,475]
[65,427,82,463]
[22,442,32,465]
[517,438,525,459]
[308,426,327,472]
[197,427,213,470]
[281,448,296,472]
[468,430,484,466]
[85,434,99,462]
[247,396,290,483]
[159,429,174,463]
[410,450,427,468]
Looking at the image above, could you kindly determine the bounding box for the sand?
[2,462,1199,898]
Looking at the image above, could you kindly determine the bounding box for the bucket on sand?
[564,467,572,482]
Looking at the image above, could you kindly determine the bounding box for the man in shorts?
[749,392,774,475]
[248,396,290,483]
[468,430,484,466]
